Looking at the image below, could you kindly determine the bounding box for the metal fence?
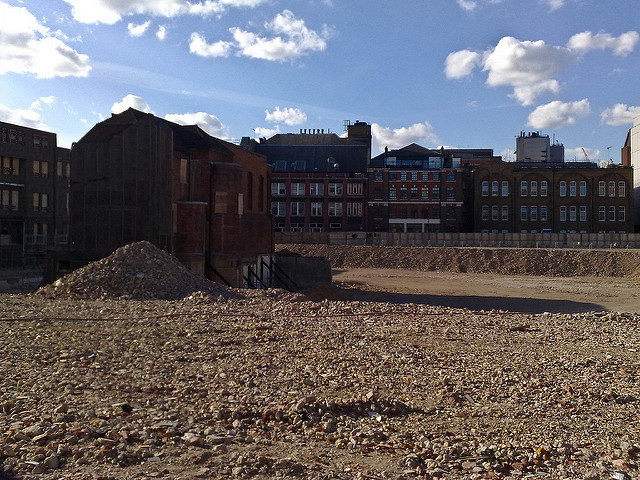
[276,231,640,249]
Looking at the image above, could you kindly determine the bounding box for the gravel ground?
[2,292,640,480]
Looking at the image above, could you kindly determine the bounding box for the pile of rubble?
[37,241,228,300]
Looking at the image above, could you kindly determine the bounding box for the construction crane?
[581,148,590,162]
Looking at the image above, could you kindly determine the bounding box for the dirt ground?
[331,268,640,314]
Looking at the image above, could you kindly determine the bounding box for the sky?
[0,0,639,161]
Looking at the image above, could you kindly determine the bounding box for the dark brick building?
[474,158,634,233]
[0,121,70,268]
[367,144,496,232]
[68,108,272,287]
[241,122,371,232]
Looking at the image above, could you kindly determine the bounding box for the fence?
[276,231,640,249]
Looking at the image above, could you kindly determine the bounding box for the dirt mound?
[38,241,228,300]
[278,244,640,278]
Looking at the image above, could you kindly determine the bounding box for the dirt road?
[332,268,640,313]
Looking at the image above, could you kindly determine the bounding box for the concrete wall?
[275,252,332,290]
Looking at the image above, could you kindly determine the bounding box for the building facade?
[622,116,640,227]
[367,144,497,232]
[68,108,272,287]
[0,121,70,268]
[516,131,564,163]
[242,122,371,233]
[474,158,634,233]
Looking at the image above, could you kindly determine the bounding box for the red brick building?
[68,108,272,287]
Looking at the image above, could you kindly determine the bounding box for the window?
[410,187,419,199]
[609,181,616,197]
[559,181,567,197]
[609,206,616,221]
[389,172,397,181]
[400,172,407,181]
[311,202,322,216]
[328,183,343,196]
[447,187,455,200]
[400,188,408,200]
[1,189,19,210]
[491,205,499,221]
[272,182,286,195]
[310,183,324,196]
[598,206,606,221]
[309,223,323,233]
[580,205,587,222]
[619,206,626,222]
[389,187,397,199]
[328,202,343,217]
[540,206,548,221]
[492,181,499,196]
[521,181,528,197]
[619,181,626,197]
[598,181,606,196]
[347,202,363,217]
[580,181,587,197]
[271,201,286,216]
[180,159,188,184]
[1,156,19,175]
[347,183,363,195]
[502,206,509,221]
[33,193,48,211]
[530,181,538,197]
[421,188,428,199]
[432,187,440,199]
[540,181,548,197]
[293,160,306,171]
[482,205,489,221]
[290,201,305,217]
[502,181,509,196]
[521,206,527,221]
[66,163,70,178]
[531,206,538,221]
[570,206,577,222]
[447,172,455,182]
[374,172,383,182]
[411,171,418,181]
[560,206,567,222]
[291,183,305,196]
[432,172,440,182]
[482,181,489,197]
[33,160,49,177]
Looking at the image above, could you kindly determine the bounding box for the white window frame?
[559,181,567,197]
[482,205,489,221]
[530,181,538,197]
[502,205,509,221]
[492,181,499,197]
[520,181,528,197]
[540,206,548,221]
[290,201,305,217]
[619,181,626,197]
[609,181,616,197]
[560,206,567,222]
[569,205,577,222]
[540,181,548,197]
[530,206,538,221]
[328,183,343,196]
[598,181,606,197]
[310,183,324,196]
[579,181,587,197]
[491,205,499,221]
[272,182,286,196]
[619,206,626,222]
[580,205,587,222]
[271,201,286,216]
[482,181,489,197]
[291,182,305,196]
[328,202,343,217]
[609,205,616,221]
[501,181,509,197]
[311,202,322,217]
[570,181,577,197]
[520,206,527,221]
[598,206,606,221]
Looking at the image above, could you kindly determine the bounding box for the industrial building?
[622,116,640,227]
[66,108,273,287]
[367,144,497,232]
[0,121,70,269]
[241,122,371,233]
[516,131,565,163]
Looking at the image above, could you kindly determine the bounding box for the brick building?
[367,144,497,232]
[241,122,371,232]
[67,108,272,287]
[0,121,70,268]
[474,158,634,233]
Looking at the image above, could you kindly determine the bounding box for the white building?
[630,116,640,224]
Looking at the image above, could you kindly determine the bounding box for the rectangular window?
[560,206,567,222]
[619,181,626,197]
[347,183,363,195]
[502,181,509,196]
[521,206,527,221]
[272,182,286,195]
[411,171,418,181]
[609,181,616,197]
[530,181,538,197]
[502,205,509,221]
[619,206,626,222]
[447,172,455,182]
[329,183,343,196]
[389,187,397,199]
[482,205,489,221]
[400,188,408,200]
[570,181,577,197]
[482,181,489,197]
[569,205,577,222]
[560,181,567,197]
[540,181,548,197]
[328,202,343,217]
[531,206,538,221]
[432,187,440,199]
[293,160,306,171]
[540,206,548,221]
[400,172,407,181]
[446,187,455,200]
[310,183,324,196]
[57,161,63,177]
[311,202,322,216]
[347,202,363,217]
[609,205,616,221]
[580,205,587,222]
[521,181,528,197]
[271,201,286,216]
[374,172,383,182]
[389,172,397,181]
[421,188,428,199]
[599,206,606,221]
[410,187,419,199]
[66,163,70,178]
[492,181,499,196]
[180,159,188,184]
[291,183,305,196]
[2,156,19,175]
[599,181,606,196]
[580,181,587,197]
[290,201,305,217]
[491,205,499,221]
[432,172,440,182]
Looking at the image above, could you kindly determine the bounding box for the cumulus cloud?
[0,101,47,129]
[457,0,477,11]
[265,106,307,126]
[111,94,152,114]
[527,99,591,129]
[189,33,232,57]
[542,0,564,10]
[157,25,167,40]
[127,20,151,37]
[253,126,279,138]
[445,30,638,105]
[372,122,439,154]
[62,0,267,24]
[568,31,639,56]
[165,112,228,138]
[600,104,640,126]
[0,2,91,78]
[30,96,56,110]
[456,0,566,11]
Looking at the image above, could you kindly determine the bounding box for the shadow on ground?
[330,283,605,314]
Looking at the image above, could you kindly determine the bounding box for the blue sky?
[0,0,638,161]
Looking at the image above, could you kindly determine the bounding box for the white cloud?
[157,25,167,40]
[568,31,639,57]
[527,99,591,129]
[127,20,151,37]
[600,104,640,126]
[265,106,307,126]
[372,122,439,154]
[0,101,47,129]
[565,147,601,162]
[111,94,152,114]
[165,112,228,138]
[253,126,279,138]
[62,0,267,24]
[444,49,481,79]
[30,96,56,110]
[456,0,566,11]
[189,32,232,57]
[457,0,477,11]
[542,0,564,10]
[0,2,91,78]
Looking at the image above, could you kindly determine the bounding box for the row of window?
[378,171,456,182]
[276,223,344,233]
[387,186,456,201]
[0,191,51,211]
[1,128,24,145]
[33,135,50,149]
[481,205,627,222]
[271,182,363,197]
[482,180,627,198]
[1,157,71,178]
[272,201,363,217]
